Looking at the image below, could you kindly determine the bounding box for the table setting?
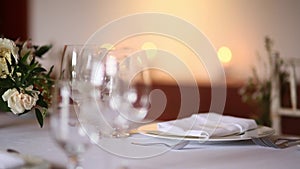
[1,112,300,169]
[0,41,300,169]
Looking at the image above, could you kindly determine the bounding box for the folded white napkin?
[0,151,25,169]
[158,113,257,139]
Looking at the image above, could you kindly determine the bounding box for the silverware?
[138,130,208,139]
[251,136,300,149]
[131,140,190,150]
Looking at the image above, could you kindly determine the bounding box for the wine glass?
[107,48,153,137]
[59,45,106,104]
[50,45,105,169]
[75,46,153,138]
[50,80,91,169]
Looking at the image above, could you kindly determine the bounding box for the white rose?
[2,88,38,114]
[24,85,40,100]
[2,88,25,114]
[0,38,19,78]
[2,88,18,102]
[0,38,19,61]
[20,93,37,110]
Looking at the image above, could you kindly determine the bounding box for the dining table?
[0,112,299,169]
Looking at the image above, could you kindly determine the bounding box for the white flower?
[2,88,24,114]
[20,93,37,110]
[2,88,18,102]
[2,88,38,114]
[20,41,34,64]
[0,38,19,78]
[25,85,40,100]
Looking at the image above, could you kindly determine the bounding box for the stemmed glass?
[51,45,153,168]
[50,45,104,169]
[107,48,152,137]
[50,81,90,169]
[78,47,153,138]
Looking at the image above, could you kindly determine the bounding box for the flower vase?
[0,110,37,128]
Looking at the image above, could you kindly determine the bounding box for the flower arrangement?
[239,36,288,126]
[0,38,53,127]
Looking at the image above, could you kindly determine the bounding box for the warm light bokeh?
[113,34,210,84]
[29,0,300,84]
[218,46,232,64]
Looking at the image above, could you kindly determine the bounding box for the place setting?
[129,113,270,149]
[132,113,300,150]
[130,111,300,151]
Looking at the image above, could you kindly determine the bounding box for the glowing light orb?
[218,46,232,64]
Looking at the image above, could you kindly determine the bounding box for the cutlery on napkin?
[157,112,257,139]
[0,151,25,169]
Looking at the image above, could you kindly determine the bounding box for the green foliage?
[0,38,54,127]
[239,36,288,126]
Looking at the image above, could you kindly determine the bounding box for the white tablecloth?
[0,113,299,169]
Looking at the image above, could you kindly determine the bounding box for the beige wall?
[28,0,300,83]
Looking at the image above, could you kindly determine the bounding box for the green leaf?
[32,67,47,74]
[0,97,10,112]
[10,53,16,65]
[25,61,37,70]
[35,108,44,127]
[5,58,12,73]
[46,65,54,77]
[30,54,36,65]
[0,78,14,88]
[35,45,52,57]
[20,52,30,64]
[36,96,48,108]
[20,66,45,85]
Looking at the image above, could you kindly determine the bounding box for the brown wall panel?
[0,0,28,40]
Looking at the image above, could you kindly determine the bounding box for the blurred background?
[1,0,299,134]
[1,0,300,82]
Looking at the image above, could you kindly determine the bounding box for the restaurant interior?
[0,0,300,168]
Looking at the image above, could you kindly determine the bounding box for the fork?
[131,140,190,150]
[251,136,300,149]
